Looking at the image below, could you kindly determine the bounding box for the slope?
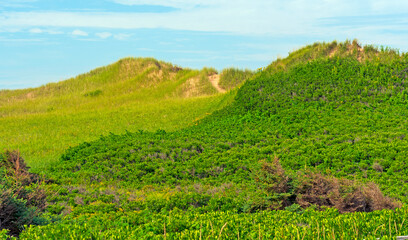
[5,41,408,239]
[50,41,408,201]
[0,58,236,170]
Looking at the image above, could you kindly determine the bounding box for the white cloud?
[28,28,64,34]
[0,10,311,35]
[72,29,88,36]
[96,32,112,39]
[29,28,42,33]
[0,0,407,37]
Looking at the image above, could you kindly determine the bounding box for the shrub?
[252,157,294,210]
[253,158,400,213]
[0,151,47,236]
[295,171,400,213]
[255,157,290,194]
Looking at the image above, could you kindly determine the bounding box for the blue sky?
[1,0,408,89]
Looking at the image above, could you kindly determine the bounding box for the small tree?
[252,156,294,210]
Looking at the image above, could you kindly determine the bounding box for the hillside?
[0,58,227,116]
[0,58,244,170]
[2,41,408,239]
[47,41,408,199]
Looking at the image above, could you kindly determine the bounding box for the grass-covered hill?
[2,40,408,239]
[49,40,408,196]
[0,58,247,170]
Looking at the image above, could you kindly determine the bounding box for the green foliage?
[48,52,408,202]
[0,229,15,240]
[19,207,408,239]
[6,41,408,238]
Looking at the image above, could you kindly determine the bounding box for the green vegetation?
[0,151,48,237]
[18,207,408,239]
[218,68,254,90]
[2,40,408,239]
[0,58,234,170]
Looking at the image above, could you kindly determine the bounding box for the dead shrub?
[363,182,401,211]
[295,172,336,208]
[0,150,47,236]
[253,158,400,213]
[3,150,39,184]
[295,171,400,213]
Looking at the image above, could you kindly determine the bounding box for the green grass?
[3,40,408,239]
[18,207,408,239]
[0,58,235,170]
[219,68,254,90]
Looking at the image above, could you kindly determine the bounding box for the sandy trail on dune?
[209,74,226,93]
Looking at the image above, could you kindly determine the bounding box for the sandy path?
[209,74,226,93]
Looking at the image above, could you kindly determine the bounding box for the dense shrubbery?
[49,53,408,201]
[0,151,48,236]
[6,41,408,238]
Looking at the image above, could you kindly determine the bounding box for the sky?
[0,0,408,89]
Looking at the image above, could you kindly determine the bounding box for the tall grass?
[219,68,254,90]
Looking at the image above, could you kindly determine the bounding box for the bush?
[253,158,400,213]
[0,151,47,236]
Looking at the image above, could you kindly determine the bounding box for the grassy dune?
[0,58,235,170]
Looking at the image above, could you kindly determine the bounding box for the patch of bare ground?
[208,74,226,93]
